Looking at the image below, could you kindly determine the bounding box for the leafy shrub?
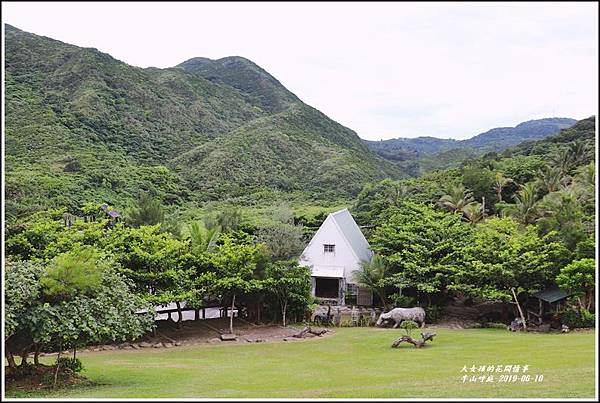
[390,294,416,308]
[358,315,372,327]
[580,309,596,327]
[338,319,353,327]
[399,320,418,336]
[425,305,442,323]
[560,308,595,328]
[63,159,82,172]
[56,357,83,373]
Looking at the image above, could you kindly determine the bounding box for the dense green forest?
[352,116,595,323]
[4,24,402,222]
[6,117,596,321]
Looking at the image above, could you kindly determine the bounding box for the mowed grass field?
[6,328,596,398]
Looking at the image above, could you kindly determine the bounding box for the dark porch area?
[315,278,340,299]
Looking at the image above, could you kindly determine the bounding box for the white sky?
[3,2,598,140]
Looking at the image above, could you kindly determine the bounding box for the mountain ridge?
[4,24,403,218]
[363,117,578,174]
[364,117,577,155]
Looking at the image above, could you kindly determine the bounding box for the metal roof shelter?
[533,287,570,303]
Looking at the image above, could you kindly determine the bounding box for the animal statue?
[508,317,525,332]
[312,305,333,326]
[376,307,426,328]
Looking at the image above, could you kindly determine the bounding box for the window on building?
[323,244,336,253]
[346,283,358,296]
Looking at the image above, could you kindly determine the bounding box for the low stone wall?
[311,305,384,326]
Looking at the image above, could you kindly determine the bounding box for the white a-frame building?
[299,208,374,306]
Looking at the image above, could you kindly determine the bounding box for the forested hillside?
[6,116,595,334]
[356,116,594,218]
[348,116,595,323]
[365,117,576,175]
[4,24,401,220]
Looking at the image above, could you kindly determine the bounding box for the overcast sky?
[3,2,598,140]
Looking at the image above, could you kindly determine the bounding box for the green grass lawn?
[6,328,596,398]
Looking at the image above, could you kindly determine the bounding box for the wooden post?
[511,287,527,331]
[202,308,206,319]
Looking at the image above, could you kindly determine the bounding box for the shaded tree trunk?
[175,301,183,328]
[281,300,288,327]
[229,294,236,334]
[376,289,388,311]
[53,348,62,388]
[19,351,28,366]
[6,351,17,369]
[34,345,41,365]
[576,296,585,311]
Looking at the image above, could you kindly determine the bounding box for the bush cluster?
[560,308,595,328]
[57,357,83,373]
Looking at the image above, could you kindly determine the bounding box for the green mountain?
[503,116,595,158]
[177,56,300,113]
[4,24,402,219]
[364,118,577,175]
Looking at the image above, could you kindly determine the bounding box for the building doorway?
[315,278,340,299]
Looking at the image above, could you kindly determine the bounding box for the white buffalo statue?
[376,307,426,328]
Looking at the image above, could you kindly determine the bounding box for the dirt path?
[49,319,334,355]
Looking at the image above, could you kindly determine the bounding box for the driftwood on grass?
[293,326,328,338]
[391,332,436,348]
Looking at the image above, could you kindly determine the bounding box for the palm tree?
[188,221,220,254]
[500,183,540,225]
[568,140,592,166]
[355,255,389,310]
[575,162,595,188]
[492,172,513,202]
[462,202,484,226]
[551,148,576,176]
[536,165,566,194]
[438,184,474,213]
[385,182,415,207]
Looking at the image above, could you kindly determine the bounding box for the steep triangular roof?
[330,208,372,263]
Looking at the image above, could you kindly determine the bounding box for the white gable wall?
[299,214,364,284]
